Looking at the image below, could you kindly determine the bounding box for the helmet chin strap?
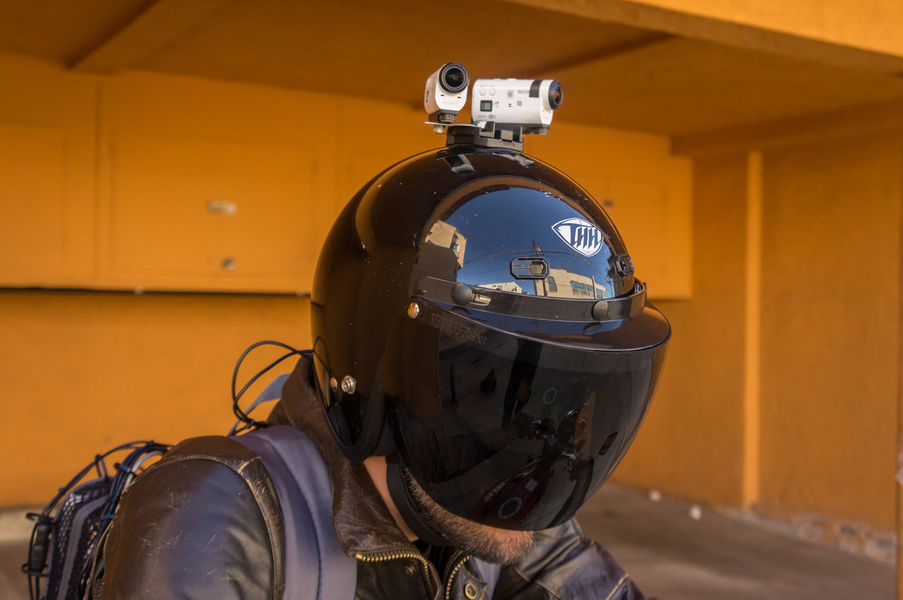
[385,460,451,547]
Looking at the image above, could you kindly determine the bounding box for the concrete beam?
[514,31,674,77]
[502,0,903,73]
[71,0,231,73]
[671,98,903,156]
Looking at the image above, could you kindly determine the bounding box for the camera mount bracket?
[446,123,525,152]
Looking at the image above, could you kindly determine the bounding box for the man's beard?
[404,469,535,565]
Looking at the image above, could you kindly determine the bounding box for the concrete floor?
[1,541,27,600]
[0,484,895,599]
[577,486,895,600]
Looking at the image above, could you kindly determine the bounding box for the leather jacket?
[98,357,646,599]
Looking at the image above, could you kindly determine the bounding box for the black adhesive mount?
[446,123,525,152]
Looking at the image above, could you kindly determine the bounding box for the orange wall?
[2,55,901,536]
[0,291,309,505]
[758,135,902,530]
[619,132,903,532]
[0,59,692,506]
[0,54,692,297]
[615,154,749,506]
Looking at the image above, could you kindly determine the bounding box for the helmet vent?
[510,257,549,280]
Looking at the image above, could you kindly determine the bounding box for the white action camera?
[470,79,563,134]
[424,62,470,124]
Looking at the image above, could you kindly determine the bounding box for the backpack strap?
[228,373,291,435]
[234,425,357,600]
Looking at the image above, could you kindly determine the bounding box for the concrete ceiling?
[0,0,155,63]
[1,0,902,135]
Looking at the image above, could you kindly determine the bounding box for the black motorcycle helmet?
[310,141,670,532]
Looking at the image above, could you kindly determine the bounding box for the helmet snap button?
[340,376,357,394]
[407,302,421,319]
[451,284,474,305]
[592,300,609,321]
[464,582,479,599]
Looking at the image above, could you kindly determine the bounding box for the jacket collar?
[270,356,416,557]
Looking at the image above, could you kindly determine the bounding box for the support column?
[896,147,903,599]
[742,150,762,507]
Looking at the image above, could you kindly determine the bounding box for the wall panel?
[759,135,902,530]
[0,56,95,286]
[0,291,310,506]
[614,153,747,506]
[97,72,338,292]
[0,56,694,505]
[0,55,692,298]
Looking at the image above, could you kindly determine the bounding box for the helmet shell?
[310,144,670,528]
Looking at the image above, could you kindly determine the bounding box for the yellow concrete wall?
[615,154,749,506]
[758,135,902,530]
[0,56,692,506]
[619,131,903,534]
[0,53,692,296]
[0,292,309,506]
[3,52,900,535]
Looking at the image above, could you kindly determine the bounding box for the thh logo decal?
[551,218,604,257]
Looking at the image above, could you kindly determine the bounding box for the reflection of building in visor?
[391,301,668,531]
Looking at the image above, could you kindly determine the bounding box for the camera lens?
[548,81,563,109]
[445,68,464,88]
[440,63,469,93]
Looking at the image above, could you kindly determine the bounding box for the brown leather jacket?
[98,358,646,599]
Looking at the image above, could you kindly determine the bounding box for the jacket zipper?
[444,552,472,600]
[355,550,439,598]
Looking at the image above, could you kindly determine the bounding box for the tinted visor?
[391,301,668,530]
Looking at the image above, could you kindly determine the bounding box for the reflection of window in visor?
[391,302,668,531]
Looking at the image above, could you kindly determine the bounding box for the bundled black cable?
[230,340,311,433]
[22,441,170,600]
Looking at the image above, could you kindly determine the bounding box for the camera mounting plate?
[446,123,525,152]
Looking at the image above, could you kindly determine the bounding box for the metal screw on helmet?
[407,302,421,319]
[341,375,357,394]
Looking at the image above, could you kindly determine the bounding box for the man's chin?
[455,523,535,565]
[405,471,535,564]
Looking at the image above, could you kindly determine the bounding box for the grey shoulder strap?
[228,373,291,435]
[234,425,357,600]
